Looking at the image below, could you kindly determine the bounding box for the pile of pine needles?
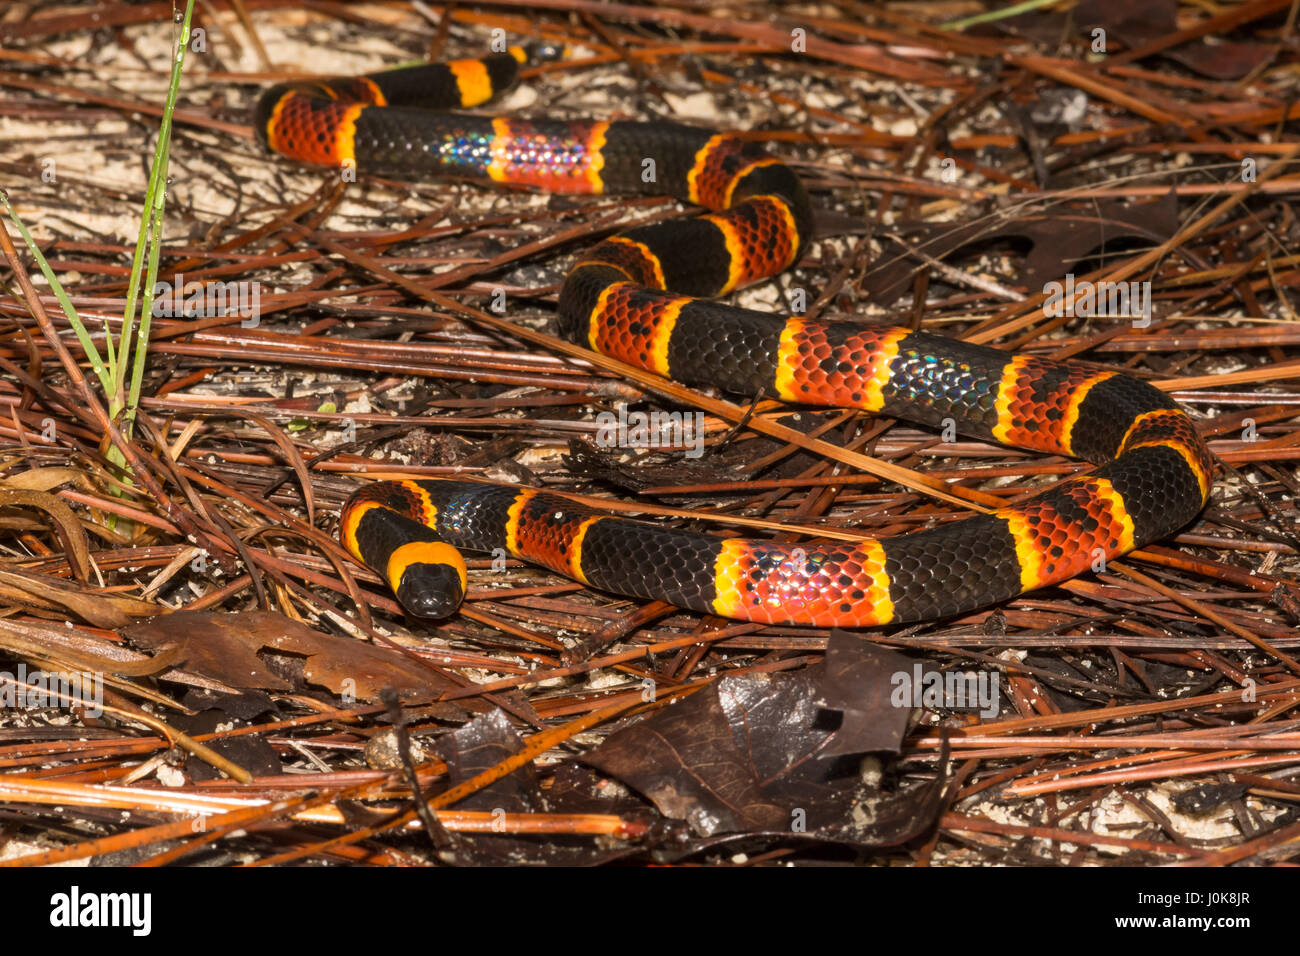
[0,0,1298,866]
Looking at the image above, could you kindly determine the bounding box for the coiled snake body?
[255,49,1213,627]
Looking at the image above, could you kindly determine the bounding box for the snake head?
[394,562,466,619]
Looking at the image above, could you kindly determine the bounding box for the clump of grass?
[1,0,198,461]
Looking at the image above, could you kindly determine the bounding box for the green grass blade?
[941,0,1066,31]
[0,190,114,397]
[117,0,198,429]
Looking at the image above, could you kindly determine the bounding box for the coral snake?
[255,47,1214,628]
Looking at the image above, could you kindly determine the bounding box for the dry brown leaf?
[123,609,461,703]
[0,466,89,492]
[0,487,92,581]
[0,568,157,628]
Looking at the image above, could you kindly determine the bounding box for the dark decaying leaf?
[1072,0,1177,44]
[1163,41,1277,80]
[987,0,1268,81]
[1171,781,1251,814]
[170,705,282,782]
[432,709,542,813]
[664,762,948,860]
[818,632,915,755]
[1022,653,1108,712]
[179,686,279,722]
[426,711,644,865]
[543,762,658,818]
[584,637,942,843]
[860,194,1178,304]
[986,0,1175,43]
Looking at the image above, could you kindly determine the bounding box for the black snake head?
[394,562,465,619]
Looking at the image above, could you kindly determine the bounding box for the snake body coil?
[256,50,1213,627]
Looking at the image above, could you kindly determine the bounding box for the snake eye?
[526,42,566,63]
[395,563,465,618]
